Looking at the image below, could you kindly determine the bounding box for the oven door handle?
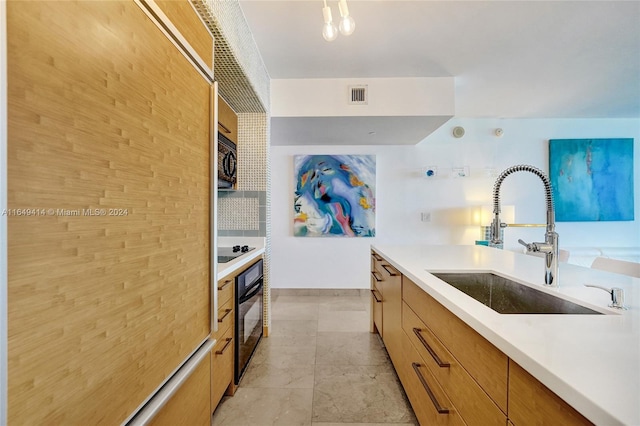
[239,279,263,304]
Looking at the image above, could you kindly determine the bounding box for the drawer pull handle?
[218,308,232,323]
[412,363,450,414]
[371,289,382,303]
[215,337,233,355]
[371,271,382,282]
[218,280,232,291]
[413,328,450,368]
[372,253,383,261]
[381,264,399,276]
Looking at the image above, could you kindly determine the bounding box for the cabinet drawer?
[150,352,211,426]
[217,275,234,306]
[211,326,234,410]
[403,302,507,424]
[212,297,234,342]
[398,330,466,426]
[403,277,508,413]
[370,288,383,336]
[508,360,592,426]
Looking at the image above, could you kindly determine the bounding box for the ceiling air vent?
[348,85,368,105]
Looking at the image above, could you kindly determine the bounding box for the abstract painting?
[294,155,376,237]
[549,138,634,222]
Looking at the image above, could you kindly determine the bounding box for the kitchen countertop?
[217,237,265,280]
[372,244,639,426]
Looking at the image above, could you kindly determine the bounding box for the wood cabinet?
[404,277,509,414]
[155,0,214,69]
[403,301,506,425]
[370,251,591,426]
[218,95,239,144]
[508,361,592,426]
[149,353,211,426]
[370,249,403,368]
[210,270,237,411]
[7,1,213,423]
[370,251,383,335]
[397,329,466,426]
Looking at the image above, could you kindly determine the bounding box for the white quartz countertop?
[217,237,265,280]
[372,244,640,426]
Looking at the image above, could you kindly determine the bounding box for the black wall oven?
[234,258,263,384]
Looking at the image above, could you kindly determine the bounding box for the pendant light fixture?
[322,0,338,42]
[338,0,355,36]
[321,0,355,41]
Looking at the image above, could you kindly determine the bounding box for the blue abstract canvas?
[549,138,634,222]
[294,155,376,237]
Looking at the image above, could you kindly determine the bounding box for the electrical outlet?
[421,212,432,222]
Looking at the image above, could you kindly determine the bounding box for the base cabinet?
[370,250,593,426]
[508,361,592,426]
[398,330,466,426]
[149,354,211,426]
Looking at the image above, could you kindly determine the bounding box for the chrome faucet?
[490,165,560,287]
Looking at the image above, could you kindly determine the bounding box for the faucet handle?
[518,239,535,251]
[584,284,627,310]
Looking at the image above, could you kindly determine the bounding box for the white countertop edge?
[372,243,637,426]
[217,247,265,281]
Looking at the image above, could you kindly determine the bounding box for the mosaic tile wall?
[193,0,270,114]
[192,0,272,330]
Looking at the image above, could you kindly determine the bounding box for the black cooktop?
[217,245,255,263]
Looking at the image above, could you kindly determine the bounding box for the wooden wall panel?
[156,0,214,69]
[7,1,211,424]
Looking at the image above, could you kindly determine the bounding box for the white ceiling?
[238,0,640,119]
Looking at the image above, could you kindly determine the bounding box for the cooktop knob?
[233,245,241,252]
[241,245,249,252]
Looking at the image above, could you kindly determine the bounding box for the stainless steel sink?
[432,273,602,315]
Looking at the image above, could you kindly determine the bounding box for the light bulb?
[339,15,355,36]
[322,22,338,41]
[321,4,338,41]
[338,0,355,36]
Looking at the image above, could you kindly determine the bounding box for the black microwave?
[218,132,237,189]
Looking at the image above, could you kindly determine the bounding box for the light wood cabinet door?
[370,252,383,335]
[149,353,211,426]
[7,1,211,423]
[381,261,402,368]
[508,361,592,426]
[218,274,235,306]
[218,95,239,144]
[404,277,509,413]
[155,0,214,69]
[211,326,235,411]
[403,302,506,425]
[212,296,234,343]
[398,330,466,426]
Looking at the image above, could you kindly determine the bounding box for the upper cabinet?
[155,0,214,71]
[218,95,239,144]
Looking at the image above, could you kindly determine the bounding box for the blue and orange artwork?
[549,138,634,222]
[294,155,376,237]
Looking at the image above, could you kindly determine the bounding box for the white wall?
[270,118,640,289]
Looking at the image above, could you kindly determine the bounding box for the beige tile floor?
[211,291,417,426]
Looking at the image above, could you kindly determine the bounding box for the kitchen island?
[372,244,639,425]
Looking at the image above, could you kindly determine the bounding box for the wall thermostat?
[452,126,465,138]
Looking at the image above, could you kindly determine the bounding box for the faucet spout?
[490,165,559,287]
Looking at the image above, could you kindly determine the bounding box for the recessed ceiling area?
[271,115,452,145]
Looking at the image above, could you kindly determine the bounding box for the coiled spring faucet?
[490,165,560,287]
